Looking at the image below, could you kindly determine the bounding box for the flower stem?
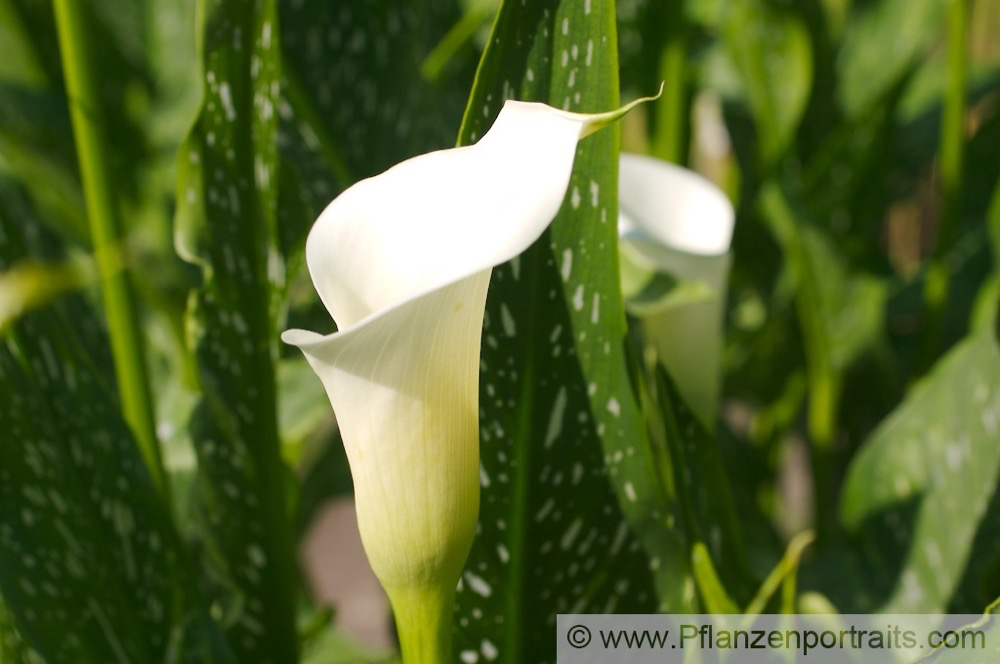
[52,0,168,498]
[390,585,455,664]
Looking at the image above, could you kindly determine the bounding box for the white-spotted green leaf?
[277,0,470,236]
[840,327,1000,613]
[448,2,673,661]
[174,0,296,660]
[0,204,233,664]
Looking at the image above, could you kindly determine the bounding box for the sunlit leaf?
[840,327,1000,612]
[451,2,665,661]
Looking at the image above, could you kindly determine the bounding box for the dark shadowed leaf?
[0,596,43,664]
[277,0,471,238]
[174,0,297,660]
[0,190,232,664]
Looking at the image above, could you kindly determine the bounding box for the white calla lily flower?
[283,97,651,661]
[618,153,735,427]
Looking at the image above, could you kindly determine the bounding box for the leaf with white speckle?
[0,209,233,663]
[838,328,1000,613]
[452,2,667,661]
[174,0,297,660]
[277,0,471,237]
[646,361,750,602]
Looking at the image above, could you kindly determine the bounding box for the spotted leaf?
[839,327,1000,612]
[0,193,231,664]
[174,0,297,660]
[451,2,666,662]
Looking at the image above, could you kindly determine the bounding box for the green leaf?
[0,255,93,333]
[837,0,945,118]
[722,0,813,164]
[0,308,233,663]
[801,226,888,373]
[0,67,87,243]
[145,0,201,150]
[743,530,814,617]
[840,327,1000,613]
[0,596,43,664]
[1,0,153,247]
[0,213,230,663]
[649,363,750,600]
[690,543,739,614]
[277,0,471,225]
[175,0,297,660]
[622,271,715,315]
[0,0,46,85]
[452,2,668,661]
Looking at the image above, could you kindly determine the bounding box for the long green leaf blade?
[453,2,662,661]
[175,0,296,659]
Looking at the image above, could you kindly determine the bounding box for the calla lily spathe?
[282,98,650,655]
[618,153,735,427]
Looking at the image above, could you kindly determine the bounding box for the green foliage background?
[1,0,999,662]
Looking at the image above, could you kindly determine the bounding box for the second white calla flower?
[618,153,736,427]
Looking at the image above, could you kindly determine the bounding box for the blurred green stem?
[759,184,838,545]
[52,0,168,497]
[920,0,968,372]
[651,0,687,164]
[421,2,494,84]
